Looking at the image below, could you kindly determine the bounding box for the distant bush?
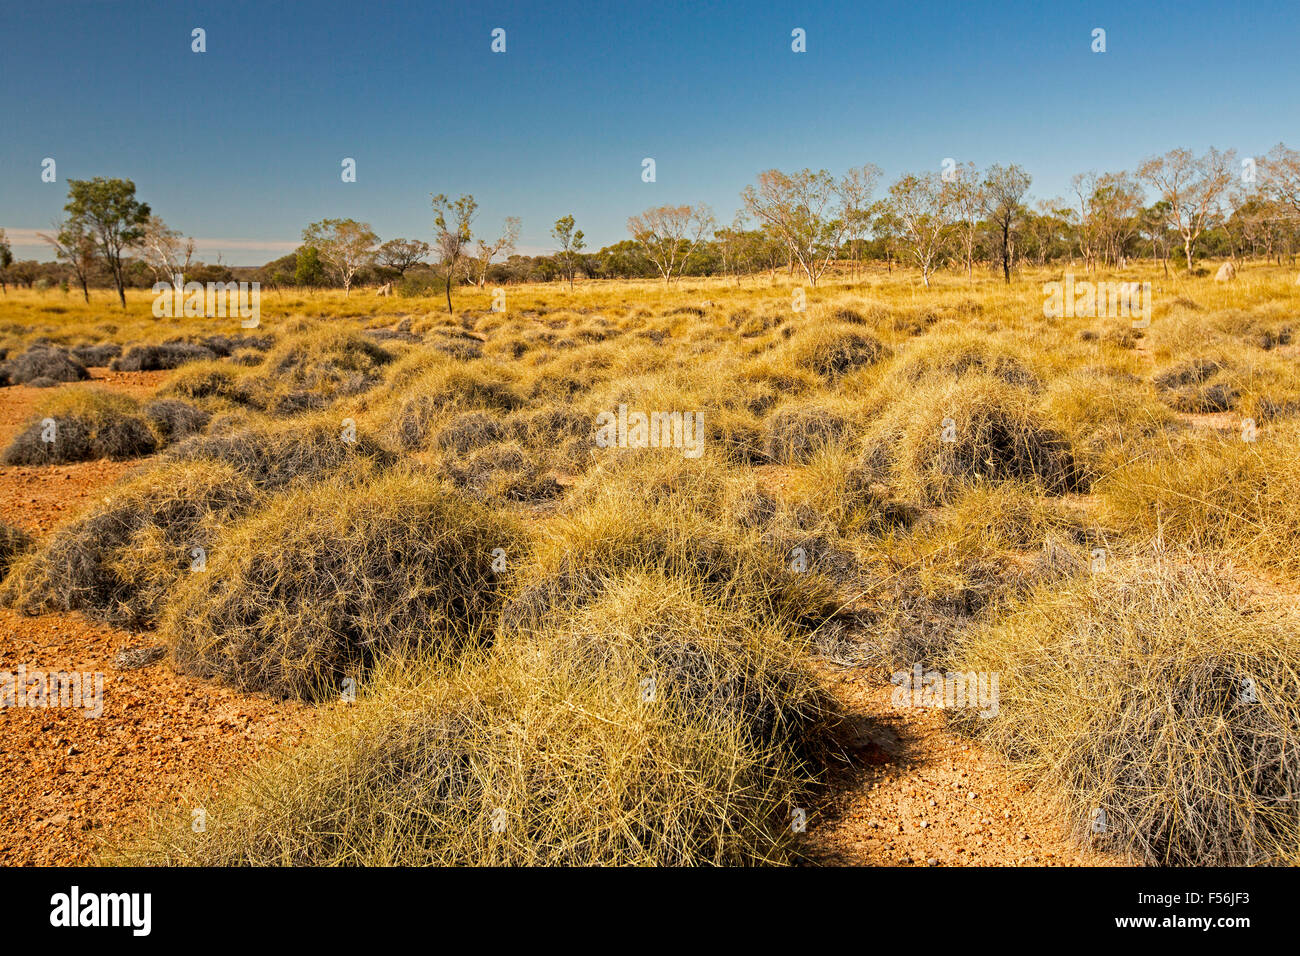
[1,345,90,385]
[397,273,447,298]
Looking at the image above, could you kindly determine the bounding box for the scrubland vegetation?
[2,259,1299,867]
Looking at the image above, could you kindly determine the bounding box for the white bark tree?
[949,162,984,277]
[626,204,715,284]
[302,218,379,297]
[473,217,521,286]
[1137,147,1235,271]
[740,166,878,286]
[136,215,195,282]
[884,171,957,287]
[1261,143,1300,218]
[839,164,883,280]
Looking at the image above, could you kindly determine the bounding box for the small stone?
[114,645,167,670]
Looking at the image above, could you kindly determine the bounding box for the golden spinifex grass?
[848,483,1102,669]
[953,557,1300,865]
[501,448,843,633]
[1,342,92,385]
[0,521,33,577]
[164,466,522,700]
[4,262,1300,865]
[863,373,1084,503]
[1099,417,1300,575]
[161,411,394,487]
[1041,367,1179,481]
[152,324,394,414]
[3,387,158,464]
[111,572,832,866]
[1,459,257,625]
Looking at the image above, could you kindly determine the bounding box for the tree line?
[5,144,1300,306]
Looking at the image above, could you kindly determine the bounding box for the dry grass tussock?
[164,466,521,700]
[2,459,257,625]
[111,571,832,865]
[955,556,1300,865]
[4,389,159,464]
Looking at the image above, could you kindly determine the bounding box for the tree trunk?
[1002,223,1011,284]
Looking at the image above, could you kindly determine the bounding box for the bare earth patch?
[804,664,1125,866]
[0,607,307,865]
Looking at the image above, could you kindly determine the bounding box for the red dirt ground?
[803,664,1122,866]
[0,371,306,865]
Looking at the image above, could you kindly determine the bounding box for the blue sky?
[2,0,1297,263]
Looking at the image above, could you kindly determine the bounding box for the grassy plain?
[2,262,1298,865]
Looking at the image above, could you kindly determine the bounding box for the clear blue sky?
[3,0,1297,264]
